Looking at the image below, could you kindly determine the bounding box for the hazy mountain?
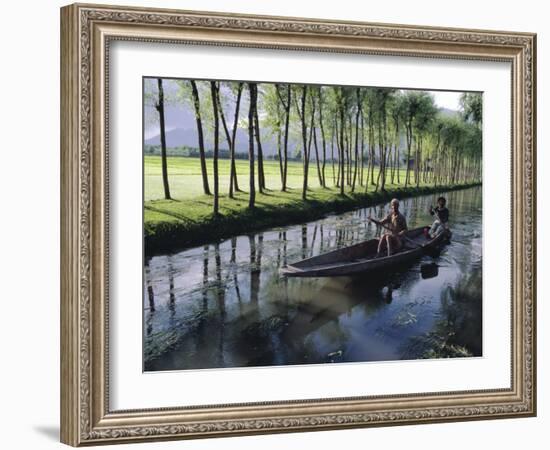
[145,126,281,156]
[438,107,461,118]
[144,102,461,155]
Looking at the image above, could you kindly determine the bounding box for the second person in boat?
[368,198,408,257]
[428,196,450,238]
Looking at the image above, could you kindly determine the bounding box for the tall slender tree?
[274,97,284,189]
[351,88,362,191]
[363,90,376,189]
[311,87,323,187]
[229,82,244,196]
[336,88,347,194]
[247,83,256,208]
[312,126,323,186]
[330,118,337,185]
[155,78,171,200]
[253,87,266,192]
[189,80,211,195]
[318,87,328,187]
[275,84,291,191]
[215,82,243,198]
[413,93,437,187]
[295,85,316,200]
[210,81,220,215]
[400,91,420,187]
[389,94,404,185]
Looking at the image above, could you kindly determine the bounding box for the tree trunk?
[369,113,376,187]
[247,83,256,208]
[333,118,339,187]
[297,86,309,200]
[344,120,349,186]
[306,98,316,196]
[156,78,171,200]
[352,89,361,191]
[359,111,365,186]
[253,92,265,192]
[346,116,353,186]
[396,142,401,184]
[413,135,420,186]
[381,105,388,191]
[228,83,243,197]
[313,126,323,186]
[189,80,211,195]
[210,82,220,215]
[216,83,240,198]
[275,85,291,191]
[390,144,395,184]
[331,124,336,186]
[275,100,284,190]
[375,112,383,192]
[283,88,290,191]
[318,89,327,187]
[365,115,373,191]
[338,94,345,195]
[404,119,412,187]
[416,136,422,188]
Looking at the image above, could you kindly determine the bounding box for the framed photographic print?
[60,3,537,446]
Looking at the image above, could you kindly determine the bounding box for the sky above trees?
[143,80,468,140]
[146,77,482,213]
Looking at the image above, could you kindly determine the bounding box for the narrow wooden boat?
[281,226,451,278]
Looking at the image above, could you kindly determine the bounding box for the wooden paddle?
[368,217,424,250]
[430,205,442,222]
[429,206,450,235]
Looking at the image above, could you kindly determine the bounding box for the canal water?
[144,186,482,371]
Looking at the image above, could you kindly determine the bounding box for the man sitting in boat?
[428,196,449,238]
[369,198,408,257]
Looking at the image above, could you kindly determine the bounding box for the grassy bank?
[146,155,423,200]
[145,179,481,255]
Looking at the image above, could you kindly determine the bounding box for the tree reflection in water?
[144,186,483,371]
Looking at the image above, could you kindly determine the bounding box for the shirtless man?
[369,198,408,257]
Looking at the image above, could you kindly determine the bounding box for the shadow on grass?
[144,205,197,224]
[145,182,481,255]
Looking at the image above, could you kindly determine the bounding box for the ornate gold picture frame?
[60,3,536,446]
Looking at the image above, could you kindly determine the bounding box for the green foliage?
[397,90,437,135]
[145,79,484,250]
[460,92,483,127]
